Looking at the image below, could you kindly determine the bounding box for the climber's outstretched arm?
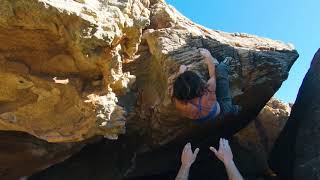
[199,48,218,92]
[210,138,244,180]
[175,143,199,180]
[199,48,217,79]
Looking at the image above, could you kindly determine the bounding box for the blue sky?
[166,0,320,103]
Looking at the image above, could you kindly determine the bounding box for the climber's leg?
[216,57,241,117]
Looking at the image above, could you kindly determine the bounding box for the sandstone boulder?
[0,0,298,144]
[0,0,299,179]
[233,98,291,176]
[0,0,150,142]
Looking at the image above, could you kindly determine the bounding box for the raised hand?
[181,142,200,168]
[209,139,244,180]
[199,48,219,65]
[199,48,212,58]
[179,64,188,74]
[209,138,233,165]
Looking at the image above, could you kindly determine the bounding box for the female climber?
[171,48,241,123]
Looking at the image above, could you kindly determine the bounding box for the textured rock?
[269,49,320,180]
[233,98,291,175]
[0,0,150,142]
[0,0,297,143]
[0,0,299,179]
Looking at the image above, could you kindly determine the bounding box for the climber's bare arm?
[175,143,199,180]
[210,139,244,180]
[199,48,218,92]
[224,159,244,180]
[206,78,216,93]
[199,48,217,79]
[175,165,190,180]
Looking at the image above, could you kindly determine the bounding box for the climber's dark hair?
[173,71,206,101]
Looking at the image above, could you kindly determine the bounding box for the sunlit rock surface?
[0,0,150,142]
[0,0,299,179]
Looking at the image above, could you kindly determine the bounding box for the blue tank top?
[189,97,219,123]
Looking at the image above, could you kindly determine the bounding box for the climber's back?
[172,70,220,121]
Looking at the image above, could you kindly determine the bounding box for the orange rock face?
[0,0,150,142]
[0,0,299,179]
[233,98,291,175]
